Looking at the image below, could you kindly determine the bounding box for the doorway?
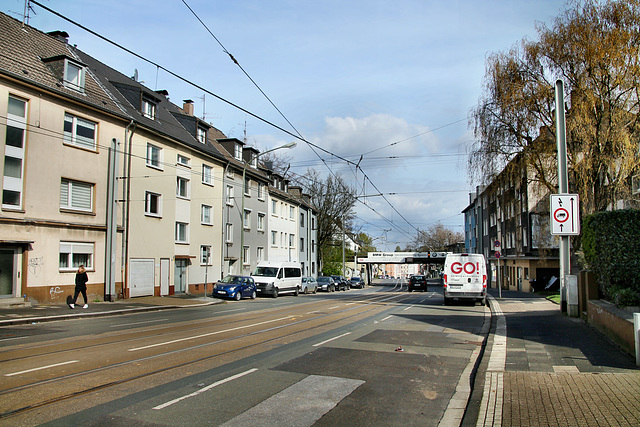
[0,249,15,297]
[175,259,188,293]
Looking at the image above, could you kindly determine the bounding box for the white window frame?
[271,231,277,246]
[64,113,97,151]
[257,212,265,232]
[201,204,213,225]
[226,185,234,206]
[3,95,27,209]
[60,179,93,212]
[142,98,157,120]
[59,241,94,271]
[290,206,295,220]
[271,200,277,216]
[63,59,85,92]
[145,191,162,217]
[226,223,233,243]
[177,154,190,167]
[243,246,250,266]
[244,177,250,197]
[146,143,162,169]
[257,183,265,200]
[234,143,242,160]
[177,177,190,199]
[202,164,213,186]
[197,126,207,143]
[257,247,264,262]
[243,209,251,230]
[175,222,189,243]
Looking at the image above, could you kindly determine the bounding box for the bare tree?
[413,223,464,252]
[470,0,640,215]
[301,170,357,267]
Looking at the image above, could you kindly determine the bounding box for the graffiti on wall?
[29,257,44,277]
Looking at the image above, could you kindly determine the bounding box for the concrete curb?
[0,300,219,326]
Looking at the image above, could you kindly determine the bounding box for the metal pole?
[555,80,570,313]
[497,258,502,299]
[104,138,119,302]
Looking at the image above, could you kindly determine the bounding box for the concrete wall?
[587,299,636,358]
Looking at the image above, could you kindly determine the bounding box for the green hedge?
[582,209,640,301]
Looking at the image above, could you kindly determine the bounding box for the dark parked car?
[408,275,427,292]
[331,275,348,291]
[317,276,336,292]
[349,277,364,288]
[211,275,256,300]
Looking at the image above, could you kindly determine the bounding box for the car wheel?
[235,292,242,301]
[408,287,413,292]
[251,290,257,299]
[294,287,299,296]
[313,286,317,294]
[444,297,450,306]
[331,285,335,292]
[480,297,486,306]
[272,288,279,298]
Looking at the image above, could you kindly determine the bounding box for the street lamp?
[240,141,297,271]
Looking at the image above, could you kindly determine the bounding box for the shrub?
[613,287,640,308]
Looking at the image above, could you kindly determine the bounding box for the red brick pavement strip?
[503,372,640,426]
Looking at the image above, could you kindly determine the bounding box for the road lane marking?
[380,315,393,321]
[110,318,168,327]
[403,305,414,311]
[328,305,340,310]
[153,368,258,410]
[129,317,292,352]
[313,332,351,347]
[5,360,79,377]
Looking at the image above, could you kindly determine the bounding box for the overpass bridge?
[357,251,451,283]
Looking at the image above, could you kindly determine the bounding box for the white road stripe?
[153,368,258,410]
[328,305,340,310]
[129,317,292,352]
[5,360,79,377]
[313,332,351,347]
[403,305,414,311]
[380,315,393,321]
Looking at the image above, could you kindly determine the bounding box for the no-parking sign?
[550,194,580,235]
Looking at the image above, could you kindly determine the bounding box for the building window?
[243,246,250,265]
[142,98,156,120]
[271,200,277,215]
[60,179,93,212]
[64,113,97,150]
[201,245,211,265]
[257,213,265,231]
[244,177,250,196]
[197,126,207,143]
[257,247,264,261]
[290,206,295,220]
[289,233,295,248]
[243,209,251,230]
[257,183,265,200]
[59,241,93,270]
[146,143,162,169]
[234,143,242,160]
[271,231,277,246]
[201,204,212,225]
[226,223,233,243]
[177,154,190,167]
[226,185,234,206]
[145,191,162,216]
[3,95,27,209]
[64,60,85,92]
[202,164,213,185]
[300,212,305,223]
[312,240,315,253]
[175,222,188,243]
[177,177,190,199]
[300,238,304,252]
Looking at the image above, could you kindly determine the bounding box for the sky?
[5,0,569,250]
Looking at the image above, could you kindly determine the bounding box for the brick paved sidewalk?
[475,292,640,427]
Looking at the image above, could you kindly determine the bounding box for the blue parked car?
[211,275,256,301]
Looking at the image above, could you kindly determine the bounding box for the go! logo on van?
[450,262,481,275]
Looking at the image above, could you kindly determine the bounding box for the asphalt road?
[0,281,488,426]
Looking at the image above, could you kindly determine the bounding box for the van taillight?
[443,274,447,284]
[483,275,487,288]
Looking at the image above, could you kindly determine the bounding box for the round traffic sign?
[495,251,501,259]
[494,240,501,248]
[553,208,569,223]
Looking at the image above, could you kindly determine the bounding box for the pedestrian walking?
[70,265,89,309]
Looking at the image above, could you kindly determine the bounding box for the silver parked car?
[301,277,318,294]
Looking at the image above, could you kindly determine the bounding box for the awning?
[0,240,34,248]
[174,255,196,259]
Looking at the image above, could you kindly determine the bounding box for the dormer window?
[197,126,207,143]
[250,156,258,168]
[234,143,242,160]
[64,60,85,92]
[142,97,157,120]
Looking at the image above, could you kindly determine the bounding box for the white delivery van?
[252,261,302,298]
[443,253,487,306]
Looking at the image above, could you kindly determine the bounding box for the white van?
[443,253,487,306]
[252,261,302,298]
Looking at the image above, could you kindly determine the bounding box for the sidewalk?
[0,294,222,326]
[472,289,640,426]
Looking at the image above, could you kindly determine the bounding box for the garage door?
[129,259,155,297]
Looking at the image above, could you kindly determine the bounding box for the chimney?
[47,30,69,43]
[183,99,194,116]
